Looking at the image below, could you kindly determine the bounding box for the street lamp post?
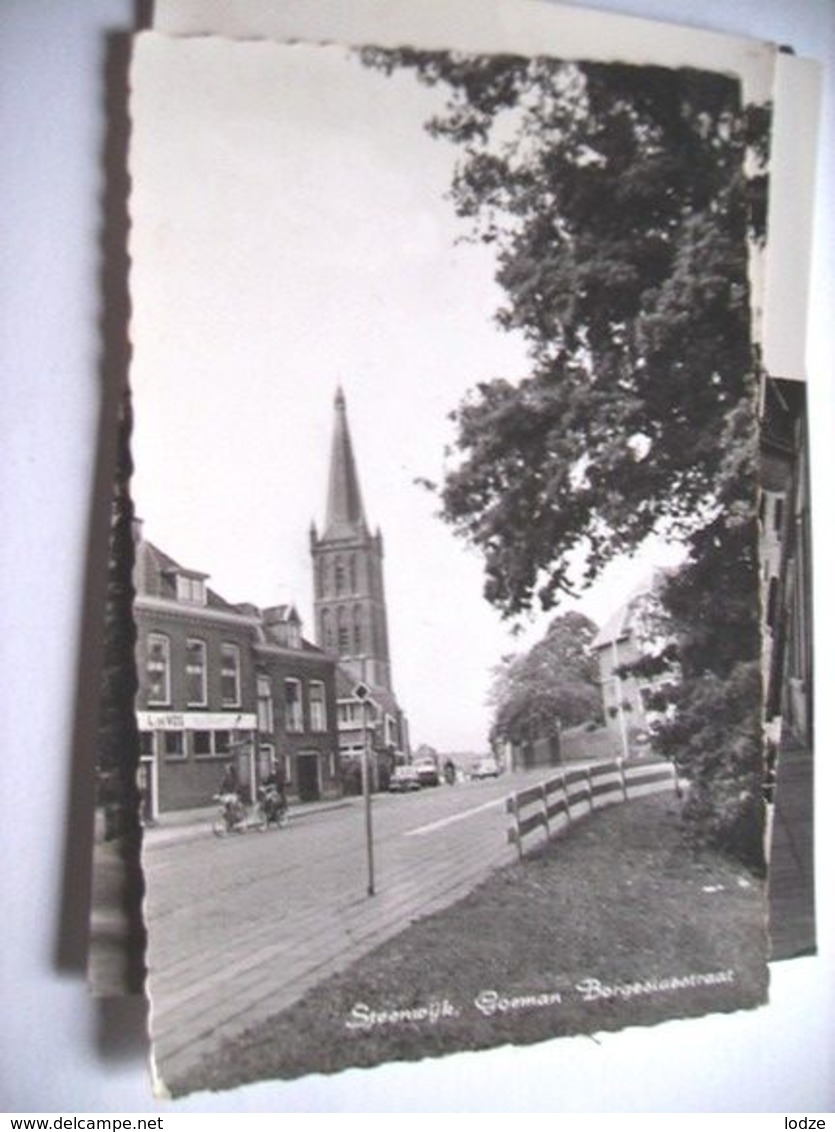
[230,730,257,803]
[611,637,631,763]
[355,683,375,897]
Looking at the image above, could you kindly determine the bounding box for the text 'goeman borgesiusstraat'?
[344,969,737,1031]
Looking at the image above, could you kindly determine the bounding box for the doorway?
[296,753,321,802]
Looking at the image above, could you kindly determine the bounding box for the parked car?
[413,757,441,787]
[471,757,500,780]
[388,765,422,792]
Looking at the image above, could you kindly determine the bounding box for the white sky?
[129,33,684,752]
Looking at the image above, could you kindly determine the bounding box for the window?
[337,607,349,653]
[335,557,345,595]
[338,701,360,726]
[193,730,212,757]
[309,681,327,732]
[146,633,170,705]
[773,496,784,537]
[353,606,363,653]
[176,574,206,605]
[257,674,274,733]
[287,619,302,649]
[162,730,185,760]
[221,644,241,707]
[258,744,275,780]
[185,639,207,706]
[322,609,334,649]
[767,577,779,629]
[192,730,232,758]
[285,679,303,732]
[348,556,357,594]
[139,732,153,757]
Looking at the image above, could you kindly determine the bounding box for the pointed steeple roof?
[324,386,368,539]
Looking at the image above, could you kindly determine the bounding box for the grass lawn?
[181,792,769,1093]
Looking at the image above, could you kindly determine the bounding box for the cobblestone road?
[144,775,527,1088]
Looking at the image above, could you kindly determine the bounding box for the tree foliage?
[362,48,769,865]
[488,611,601,746]
[653,661,764,871]
[363,48,767,616]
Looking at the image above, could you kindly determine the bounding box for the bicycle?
[211,792,268,837]
[257,784,289,830]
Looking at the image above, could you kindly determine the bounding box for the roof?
[591,570,670,650]
[591,601,635,650]
[760,377,806,492]
[322,387,369,540]
[253,637,330,658]
[335,663,403,718]
[263,604,300,623]
[134,540,239,612]
[761,376,805,456]
[135,541,314,645]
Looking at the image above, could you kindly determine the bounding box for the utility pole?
[354,683,375,897]
[611,637,631,763]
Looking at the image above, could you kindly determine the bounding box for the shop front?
[136,710,258,816]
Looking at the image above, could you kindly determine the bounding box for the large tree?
[363,49,768,865]
[489,611,601,747]
[364,49,766,614]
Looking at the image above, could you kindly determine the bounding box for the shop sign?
[136,711,257,731]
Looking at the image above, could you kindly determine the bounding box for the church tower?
[310,387,392,691]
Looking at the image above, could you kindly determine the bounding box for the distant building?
[310,388,410,787]
[759,376,815,959]
[134,532,340,818]
[760,377,812,750]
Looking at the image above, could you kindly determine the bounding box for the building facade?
[309,388,409,785]
[760,377,813,751]
[592,578,677,759]
[134,536,340,817]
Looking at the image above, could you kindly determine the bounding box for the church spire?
[324,386,367,539]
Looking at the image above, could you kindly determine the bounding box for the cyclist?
[218,763,245,826]
[261,763,288,823]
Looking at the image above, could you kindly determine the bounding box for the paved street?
[144,772,543,1087]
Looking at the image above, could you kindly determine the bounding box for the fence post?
[586,767,594,812]
[671,759,682,798]
[507,794,523,860]
[540,783,550,841]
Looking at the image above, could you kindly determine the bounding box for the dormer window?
[176,573,207,605]
[264,604,303,649]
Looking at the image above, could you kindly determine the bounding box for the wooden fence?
[506,759,680,858]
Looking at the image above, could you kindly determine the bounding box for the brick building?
[591,576,677,759]
[134,534,340,818]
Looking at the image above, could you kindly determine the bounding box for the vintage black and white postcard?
[119,0,818,1098]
